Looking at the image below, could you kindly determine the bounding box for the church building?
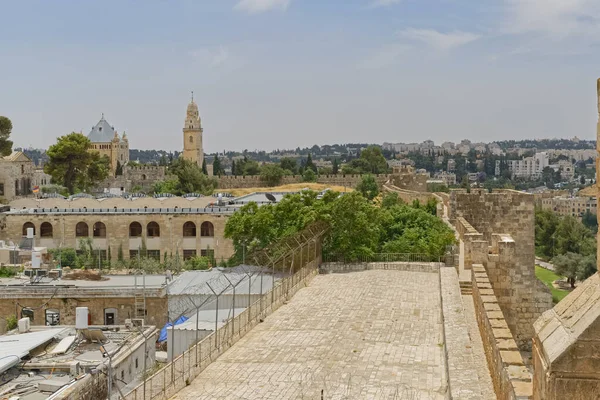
[87,115,129,176]
[182,95,204,167]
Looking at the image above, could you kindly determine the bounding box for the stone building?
[540,195,597,219]
[0,203,235,263]
[182,96,204,167]
[0,151,35,201]
[87,115,129,176]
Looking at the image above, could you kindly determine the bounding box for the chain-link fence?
[121,222,327,400]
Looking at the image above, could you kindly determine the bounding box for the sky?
[2,0,600,153]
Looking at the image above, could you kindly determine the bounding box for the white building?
[506,152,549,179]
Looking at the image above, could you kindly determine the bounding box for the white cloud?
[235,0,291,14]
[399,28,480,50]
[370,0,402,7]
[358,44,411,69]
[188,46,230,68]
[504,0,600,37]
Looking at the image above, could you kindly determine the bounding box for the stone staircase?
[459,280,473,295]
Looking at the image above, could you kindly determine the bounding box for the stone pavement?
[171,270,448,400]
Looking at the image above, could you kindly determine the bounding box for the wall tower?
[182,93,204,167]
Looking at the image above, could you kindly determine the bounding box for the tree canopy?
[342,146,388,174]
[224,190,455,263]
[0,116,14,157]
[44,133,110,194]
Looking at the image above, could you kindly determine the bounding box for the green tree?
[231,159,236,176]
[342,146,388,174]
[260,164,285,187]
[580,175,586,185]
[302,168,317,182]
[202,158,208,175]
[44,133,109,194]
[115,160,123,176]
[554,215,594,255]
[6,315,17,331]
[159,154,168,166]
[184,256,211,270]
[0,116,14,156]
[356,174,379,201]
[381,192,401,209]
[305,153,317,173]
[49,248,78,268]
[581,210,598,233]
[279,157,298,175]
[213,155,223,176]
[167,159,217,195]
[553,252,583,288]
[535,209,560,258]
[332,158,339,175]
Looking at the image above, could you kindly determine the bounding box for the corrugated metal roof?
[0,328,70,374]
[88,117,116,143]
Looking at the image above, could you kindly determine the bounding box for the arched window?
[75,222,89,237]
[141,174,146,180]
[147,222,160,237]
[129,222,142,237]
[22,222,35,236]
[40,222,53,238]
[183,221,196,237]
[189,136,193,143]
[200,221,214,237]
[93,222,106,238]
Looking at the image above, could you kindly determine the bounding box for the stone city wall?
[216,174,392,189]
[382,184,435,204]
[450,189,553,350]
[472,264,533,400]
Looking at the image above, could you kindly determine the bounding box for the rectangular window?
[147,250,160,260]
[129,250,139,259]
[183,249,196,260]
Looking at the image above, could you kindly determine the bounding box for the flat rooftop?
[172,269,447,399]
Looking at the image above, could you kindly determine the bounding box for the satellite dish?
[265,193,276,202]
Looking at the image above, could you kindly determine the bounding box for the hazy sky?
[2,0,600,153]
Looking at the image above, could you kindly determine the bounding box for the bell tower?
[182,92,204,166]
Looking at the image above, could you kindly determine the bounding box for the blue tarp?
[158,316,189,342]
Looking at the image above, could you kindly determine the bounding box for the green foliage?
[115,160,123,176]
[224,190,455,263]
[0,116,14,157]
[342,146,388,175]
[581,210,598,233]
[212,154,224,176]
[535,209,561,259]
[279,157,298,175]
[234,156,260,176]
[231,159,237,176]
[157,159,217,195]
[41,185,69,197]
[381,192,403,209]
[0,267,16,278]
[260,164,285,187]
[202,158,208,175]
[305,153,317,173]
[302,168,316,182]
[118,243,124,261]
[356,174,379,201]
[184,256,211,270]
[44,133,110,194]
[76,238,95,269]
[554,215,594,255]
[49,248,78,268]
[6,315,17,331]
[552,252,595,288]
[535,266,569,303]
[332,158,339,175]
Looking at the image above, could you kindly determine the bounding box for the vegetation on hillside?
[535,266,570,303]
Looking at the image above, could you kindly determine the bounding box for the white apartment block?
[506,152,549,179]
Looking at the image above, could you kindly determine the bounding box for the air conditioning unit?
[18,317,30,333]
[124,319,133,329]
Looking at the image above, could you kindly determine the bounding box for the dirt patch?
[62,270,108,281]
[225,183,353,197]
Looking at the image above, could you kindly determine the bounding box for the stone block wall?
[215,174,392,190]
[390,171,428,192]
[450,189,553,350]
[472,264,533,400]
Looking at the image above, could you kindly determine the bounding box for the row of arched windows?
[22,221,215,239]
